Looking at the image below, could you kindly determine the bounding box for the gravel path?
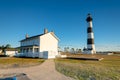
[0,60,74,80]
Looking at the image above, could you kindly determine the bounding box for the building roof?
[20,34,44,42]
[20,32,59,42]
[50,32,59,41]
[5,48,18,51]
[21,45,39,48]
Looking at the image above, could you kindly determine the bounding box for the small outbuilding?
[4,48,18,57]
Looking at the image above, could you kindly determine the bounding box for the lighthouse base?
[83,50,96,54]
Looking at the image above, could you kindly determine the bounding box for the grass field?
[0,57,44,69]
[55,54,120,80]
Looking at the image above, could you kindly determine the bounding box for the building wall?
[21,37,40,46]
[43,51,56,59]
[40,33,58,56]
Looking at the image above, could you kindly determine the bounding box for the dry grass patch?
[0,57,44,69]
[55,54,120,80]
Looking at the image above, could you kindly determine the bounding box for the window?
[30,48,32,52]
[23,49,26,53]
[34,48,39,52]
[26,48,29,53]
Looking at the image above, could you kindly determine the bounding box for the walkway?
[0,60,74,80]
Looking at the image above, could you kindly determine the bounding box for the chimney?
[44,28,48,34]
[26,34,29,39]
[51,30,54,35]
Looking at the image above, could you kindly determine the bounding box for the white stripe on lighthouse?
[87,44,95,50]
[87,33,94,39]
[88,21,93,28]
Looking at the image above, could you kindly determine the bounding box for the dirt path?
[0,60,74,80]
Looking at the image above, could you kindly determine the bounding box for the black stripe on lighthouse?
[87,39,94,44]
[86,13,93,22]
[87,27,93,33]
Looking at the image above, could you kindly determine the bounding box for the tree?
[70,48,75,54]
[0,45,2,49]
[5,44,11,48]
[1,45,5,53]
[0,44,12,53]
[76,48,81,53]
[83,47,87,51]
[78,49,81,53]
[76,48,79,53]
[64,47,69,52]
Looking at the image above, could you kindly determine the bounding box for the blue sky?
[0,0,120,51]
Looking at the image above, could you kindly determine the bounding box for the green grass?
[0,57,45,68]
[55,54,120,80]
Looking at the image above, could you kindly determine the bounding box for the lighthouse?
[86,14,96,54]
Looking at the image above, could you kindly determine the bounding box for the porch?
[20,45,39,57]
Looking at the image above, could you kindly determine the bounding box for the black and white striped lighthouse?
[86,14,96,54]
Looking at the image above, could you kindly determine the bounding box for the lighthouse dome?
[86,13,93,22]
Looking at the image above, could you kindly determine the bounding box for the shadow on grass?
[65,57,103,61]
[0,73,31,80]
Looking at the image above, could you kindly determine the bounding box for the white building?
[4,48,18,57]
[20,29,59,59]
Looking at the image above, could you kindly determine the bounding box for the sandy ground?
[0,60,74,80]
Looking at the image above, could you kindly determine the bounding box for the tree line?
[64,47,81,53]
